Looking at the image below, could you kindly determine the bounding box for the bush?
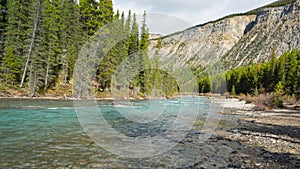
[253,94,273,110]
[253,93,285,110]
[273,96,284,108]
[231,85,236,96]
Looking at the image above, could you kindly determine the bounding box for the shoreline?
[0,94,207,101]
[213,97,300,164]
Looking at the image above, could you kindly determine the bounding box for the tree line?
[225,49,300,99]
[0,0,180,98]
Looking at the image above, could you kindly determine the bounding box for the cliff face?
[149,0,300,68]
[222,0,300,68]
[149,15,256,67]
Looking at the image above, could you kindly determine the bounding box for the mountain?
[149,0,300,69]
[222,0,300,68]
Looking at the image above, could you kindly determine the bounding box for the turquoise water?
[0,97,216,168]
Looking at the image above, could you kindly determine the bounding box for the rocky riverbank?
[208,98,300,168]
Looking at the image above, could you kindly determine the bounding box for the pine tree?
[78,0,101,37]
[152,38,162,94]
[124,10,131,53]
[127,13,139,90]
[1,47,18,86]
[161,60,178,97]
[30,0,60,91]
[139,11,152,95]
[284,49,298,95]
[58,0,82,85]
[20,0,42,87]
[0,0,7,63]
[92,0,115,93]
[1,0,37,86]
[99,0,113,25]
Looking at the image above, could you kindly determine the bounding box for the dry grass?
[252,94,275,110]
[238,93,299,110]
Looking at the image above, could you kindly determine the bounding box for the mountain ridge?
[149,0,299,69]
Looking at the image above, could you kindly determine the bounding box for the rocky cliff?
[149,0,300,69]
[222,0,300,68]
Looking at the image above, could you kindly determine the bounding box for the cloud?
[112,0,277,34]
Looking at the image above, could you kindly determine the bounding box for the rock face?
[222,0,300,68]
[149,15,256,67]
[149,0,300,69]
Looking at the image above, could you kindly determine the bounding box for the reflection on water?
[0,97,227,168]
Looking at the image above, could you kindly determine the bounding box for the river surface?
[0,97,266,168]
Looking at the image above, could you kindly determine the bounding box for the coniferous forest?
[0,0,299,100]
[225,49,300,99]
[0,0,180,98]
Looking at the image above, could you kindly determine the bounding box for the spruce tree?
[152,38,162,94]
[2,0,37,86]
[139,11,152,94]
[99,0,113,25]
[78,0,101,37]
[58,0,82,85]
[124,10,132,53]
[30,0,60,91]
[20,0,42,88]
[0,0,7,63]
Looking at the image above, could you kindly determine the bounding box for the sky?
[112,0,277,35]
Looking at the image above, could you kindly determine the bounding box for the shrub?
[253,94,274,110]
[231,85,236,96]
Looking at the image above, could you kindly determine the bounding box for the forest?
[0,0,180,98]
[225,49,300,100]
[0,0,299,99]
[197,49,300,98]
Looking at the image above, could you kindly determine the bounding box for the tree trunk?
[44,55,50,91]
[20,0,42,87]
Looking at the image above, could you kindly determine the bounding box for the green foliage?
[99,0,114,25]
[1,47,19,85]
[1,0,35,86]
[254,87,259,97]
[198,75,211,93]
[275,81,284,96]
[226,49,300,99]
[231,85,236,96]
[0,0,119,93]
[0,0,7,59]
[138,11,152,95]
[78,0,101,36]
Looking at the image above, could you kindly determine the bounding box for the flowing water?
[0,97,258,168]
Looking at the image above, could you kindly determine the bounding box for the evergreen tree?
[198,74,211,93]
[78,0,101,37]
[29,0,60,91]
[225,49,299,98]
[152,38,162,94]
[231,85,236,96]
[162,61,178,97]
[284,49,298,95]
[0,0,7,63]
[124,10,131,53]
[58,0,82,85]
[99,0,113,25]
[128,13,139,57]
[1,0,37,86]
[20,0,42,87]
[1,47,18,86]
[139,11,152,94]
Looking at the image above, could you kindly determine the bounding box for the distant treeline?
[226,49,300,97]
